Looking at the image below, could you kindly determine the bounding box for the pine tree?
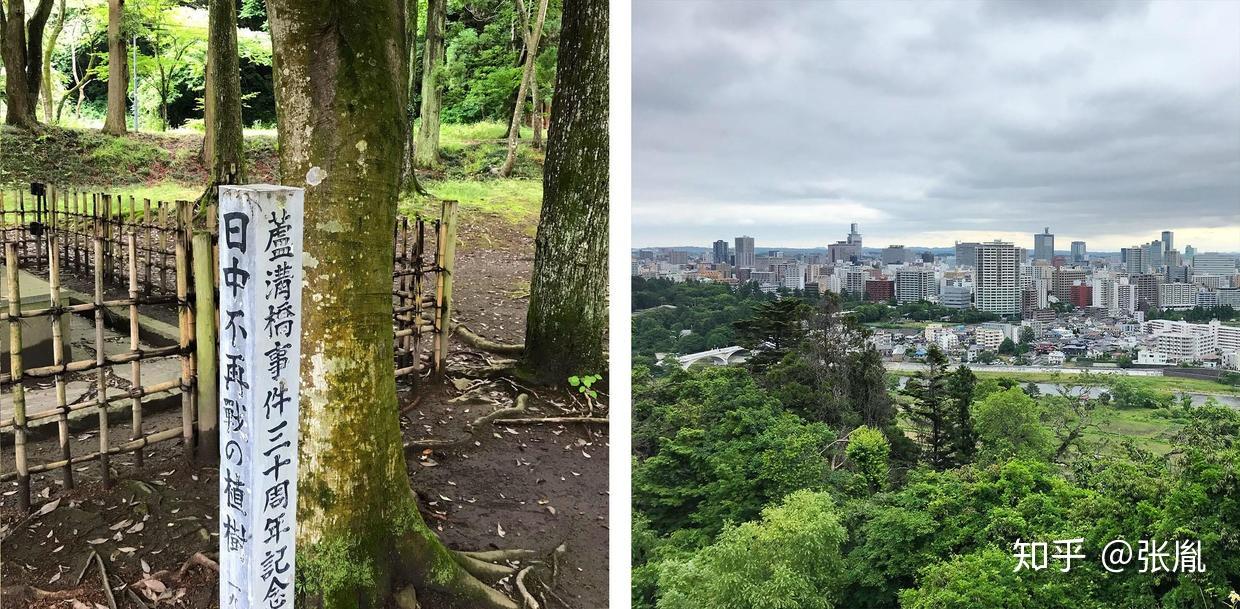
[902,345,957,470]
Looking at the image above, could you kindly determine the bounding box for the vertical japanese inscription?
[219,185,304,609]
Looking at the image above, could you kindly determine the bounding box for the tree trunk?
[2,0,55,128]
[414,0,445,168]
[400,0,425,194]
[101,0,127,135]
[522,0,608,383]
[498,0,549,177]
[531,81,542,149]
[204,0,245,183]
[265,3,517,607]
[40,0,65,123]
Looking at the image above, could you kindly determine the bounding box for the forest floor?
[0,123,608,608]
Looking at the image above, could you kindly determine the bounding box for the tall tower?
[1033,227,1055,262]
[975,241,1021,315]
[1161,231,1174,253]
[712,240,729,265]
[734,236,756,269]
[1070,241,1086,264]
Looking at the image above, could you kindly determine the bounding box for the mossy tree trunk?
[1,0,56,129]
[204,0,245,184]
[531,79,542,149]
[39,0,65,123]
[266,2,517,607]
[414,0,444,168]
[522,0,608,384]
[498,0,549,177]
[101,0,127,135]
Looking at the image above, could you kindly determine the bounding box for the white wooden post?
[218,185,304,609]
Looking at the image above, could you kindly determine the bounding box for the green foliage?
[899,546,1104,609]
[1107,376,1174,410]
[733,298,811,371]
[568,373,602,398]
[973,387,1054,461]
[631,278,774,364]
[902,346,964,470]
[632,367,835,538]
[1148,305,1238,323]
[656,491,846,609]
[847,426,890,493]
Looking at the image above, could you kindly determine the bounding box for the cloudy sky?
[632,0,1240,252]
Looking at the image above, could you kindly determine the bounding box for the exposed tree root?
[451,321,525,355]
[451,551,517,582]
[516,566,540,609]
[491,417,608,425]
[405,394,530,451]
[459,549,540,562]
[454,359,521,378]
[135,551,220,586]
[0,584,88,603]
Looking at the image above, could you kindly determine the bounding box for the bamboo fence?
[0,184,456,513]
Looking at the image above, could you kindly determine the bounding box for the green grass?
[1085,406,1184,456]
[888,369,1240,396]
[437,120,533,144]
[402,178,542,230]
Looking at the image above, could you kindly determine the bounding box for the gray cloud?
[632,0,1240,252]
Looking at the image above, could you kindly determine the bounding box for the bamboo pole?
[143,198,153,295]
[0,428,182,482]
[128,234,144,467]
[93,218,111,490]
[48,234,74,488]
[193,231,218,463]
[6,242,31,512]
[433,200,459,374]
[0,378,183,430]
[176,201,194,461]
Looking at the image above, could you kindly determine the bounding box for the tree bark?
[414,0,445,168]
[101,0,127,135]
[531,79,542,149]
[400,0,426,194]
[266,2,516,607]
[522,0,608,384]
[1,0,56,128]
[40,0,65,123]
[204,0,245,183]
[498,0,549,177]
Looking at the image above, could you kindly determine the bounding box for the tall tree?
[734,298,810,372]
[266,1,522,606]
[498,0,549,177]
[100,0,127,135]
[522,0,608,383]
[946,365,977,463]
[400,0,427,194]
[39,0,66,123]
[1,0,56,128]
[203,0,244,183]
[902,345,957,470]
[414,0,445,168]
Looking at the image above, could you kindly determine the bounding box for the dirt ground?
[0,211,609,609]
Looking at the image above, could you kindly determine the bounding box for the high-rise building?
[828,223,863,264]
[1184,245,1196,261]
[941,285,972,309]
[882,245,908,266]
[1133,274,1161,311]
[1160,283,1197,310]
[1053,268,1087,303]
[1070,241,1087,263]
[975,241,1020,315]
[1122,246,1147,274]
[734,236,756,269]
[668,250,689,265]
[1033,227,1055,261]
[864,279,895,302]
[1193,253,1238,277]
[896,268,936,304]
[1161,231,1174,253]
[1143,240,1164,269]
[955,242,979,269]
[712,240,729,265]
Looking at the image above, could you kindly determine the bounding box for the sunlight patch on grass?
[402,179,542,229]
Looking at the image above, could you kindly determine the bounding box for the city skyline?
[633,1,1240,251]
[633,223,1239,255]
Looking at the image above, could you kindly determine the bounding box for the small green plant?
[568,373,602,398]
